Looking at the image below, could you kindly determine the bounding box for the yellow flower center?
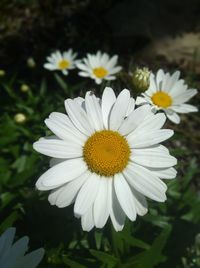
[151,91,172,108]
[58,59,70,70]
[93,67,108,78]
[83,130,130,177]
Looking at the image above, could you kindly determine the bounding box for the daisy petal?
[81,207,94,232]
[94,177,109,228]
[149,167,177,179]
[133,113,166,133]
[131,189,148,216]
[74,173,100,215]
[65,99,94,136]
[173,89,197,105]
[55,171,90,208]
[119,105,151,135]
[126,97,135,116]
[166,111,180,124]
[45,117,86,146]
[131,147,177,168]
[109,89,130,130]
[33,139,82,159]
[36,158,87,189]
[109,179,126,231]
[171,104,198,113]
[114,173,136,221]
[101,87,116,128]
[127,129,174,148]
[85,91,104,130]
[124,163,167,202]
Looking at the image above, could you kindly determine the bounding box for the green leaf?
[63,257,86,268]
[90,249,118,267]
[0,211,20,233]
[124,225,172,268]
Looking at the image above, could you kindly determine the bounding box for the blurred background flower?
[0,227,44,268]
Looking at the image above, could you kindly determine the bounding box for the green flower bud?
[132,67,151,91]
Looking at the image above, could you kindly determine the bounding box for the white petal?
[172,89,197,105]
[148,73,157,93]
[49,158,65,167]
[55,171,90,207]
[135,96,148,106]
[132,113,166,136]
[45,113,86,145]
[166,111,180,124]
[85,91,104,131]
[109,179,126,231]
[109,89,130,130]
[106,55,118,69]
[81,207,94,232]
[123,163,167,202]
[114,173,136,221]
[131,147,177,168]
[126,97,135,116]
[101,87,116,129]
[166,71,181,91]
[33,139,82,158]
[65,99,94,136]
[131,189,148,216]
[156,69,165,88]
[36,158,87,190]
[44,63,56,70]
[48,187,64,205]
[149,167,177,179]
[78,71,90,77]
[171,104,198,113]
[127,129,174,148]
[108,66,122,74]
[93,177,109,228]
[119,105,151,135]
[74,173,100,215]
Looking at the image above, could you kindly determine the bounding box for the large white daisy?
[34,87,177,231]
[76,51,122,84]
[0,228,44,268]
[44,49,78,75]
[136,69,198,124]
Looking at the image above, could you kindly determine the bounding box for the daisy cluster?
[36,50,198,232]
[44,49,122,84]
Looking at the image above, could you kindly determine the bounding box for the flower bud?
[14,113,26,124]
[132,67,151,91]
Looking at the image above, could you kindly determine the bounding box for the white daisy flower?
[0,227,44,268]
[136,69,198,124]
[34,87,177,232]
[76,51,122,84]
[44,49,78,75]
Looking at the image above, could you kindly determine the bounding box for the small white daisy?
[34,87,177,232]
[0,227,44,268]
[76,51,122,84]
[44,49,78,75]
[136,69,198,124]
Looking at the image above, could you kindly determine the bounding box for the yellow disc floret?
[58,59,70,70]
[151,91,172,108]
[93,67,108,78]
[83,130,130,177]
